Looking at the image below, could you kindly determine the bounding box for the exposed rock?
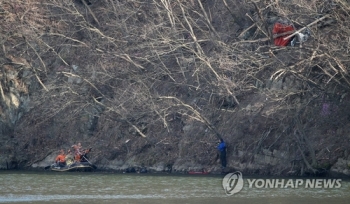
[330,158,350,176]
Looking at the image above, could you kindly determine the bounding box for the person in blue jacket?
[217,139,227,169]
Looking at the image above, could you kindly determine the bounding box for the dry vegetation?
[0,0,350,174]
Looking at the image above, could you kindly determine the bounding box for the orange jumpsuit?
[55,154,66,163]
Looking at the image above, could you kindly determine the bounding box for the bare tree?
[0,0,349,172]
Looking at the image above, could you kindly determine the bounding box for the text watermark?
[222,171,342,195]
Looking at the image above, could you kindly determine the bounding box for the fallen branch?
[273,30,295,39]
[222,0,236,20]
[283,15,330,40]
[82,0,100,26]
[91,97,147,138]
[159,96,223,140]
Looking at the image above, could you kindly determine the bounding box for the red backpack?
[272,22,295,46]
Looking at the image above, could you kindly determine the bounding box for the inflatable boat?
[50,162,96,172]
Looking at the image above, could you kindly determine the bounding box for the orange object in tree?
[272,22,295,46]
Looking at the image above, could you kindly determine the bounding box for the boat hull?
[51,162,94,172]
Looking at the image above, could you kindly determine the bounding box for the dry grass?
[0,0,349,174]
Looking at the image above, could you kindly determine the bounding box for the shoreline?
[1,168,349,180]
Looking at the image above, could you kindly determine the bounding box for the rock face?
[330,158,350,176]
[0,0,350,176]
[0,55,35,169]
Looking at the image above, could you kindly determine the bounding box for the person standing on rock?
[217,139,227,171]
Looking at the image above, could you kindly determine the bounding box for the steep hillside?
[0,0,350,176]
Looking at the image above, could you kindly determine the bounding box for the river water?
[0,171,349,204]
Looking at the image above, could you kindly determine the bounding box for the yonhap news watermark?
[222,171,342,195]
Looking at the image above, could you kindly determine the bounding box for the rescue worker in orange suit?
[55,149,66,167]
[71,142,83,162]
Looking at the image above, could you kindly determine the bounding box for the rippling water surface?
[0,171,348,204]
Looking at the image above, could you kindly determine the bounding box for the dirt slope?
[0,0,349,176]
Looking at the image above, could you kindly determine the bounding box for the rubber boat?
[47,147,96,172]
[50,162,96,172]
